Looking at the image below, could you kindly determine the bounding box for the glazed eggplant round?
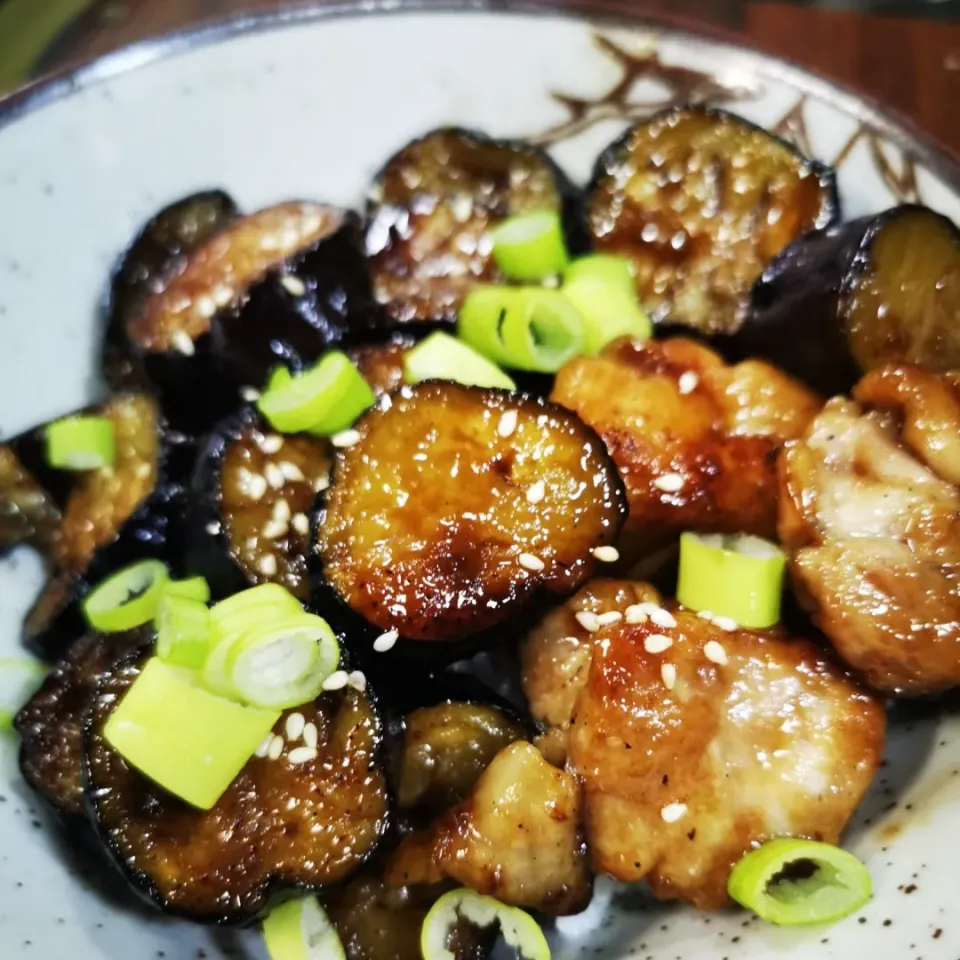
[85,656,390,922]
[586,106,838,337]
[113,201,383,431]
[365,127,582,326]
[0,443,61,558]
[740,204,960,395]
[103,190,240,391]
[315,382,627,649]
[188,408,333,600]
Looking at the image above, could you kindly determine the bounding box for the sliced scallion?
[727,839,872,926]
[421,889,550,960]
[0,657,47,730]
[82,560,170,633]
[490,209,569,281]
[677,532,786,629]
[403,332,516,390]
[209,583,303,639]
[103,657,280,809]
[563,254,636,294]
[45,415,116,470]
[156,595,212,669]
[163,576,211,604]
[257,351,375,435]
[263,895,346,960]
[561,275,652,353]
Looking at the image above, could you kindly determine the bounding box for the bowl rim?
[1,0,959,192]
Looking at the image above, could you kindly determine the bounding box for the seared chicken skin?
[779,364,960,696]
[551,337,820,556]
[565,585,884,909]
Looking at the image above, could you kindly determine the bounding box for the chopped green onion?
[156,595,212,669]
[677,532,785,629]
[82,560,170,633]
[267,365,294,393]
[263,895,346,960]
[459,285,586,373]
[490,209,569,281]
[45,415,116,470]
[163,576,211,604]
[0,657,47,730]
[727,839,872,926]
[210,583,303,639]
[563,254,636,294]
[104,657,280,809]
[421,889,550,960]
[257,351,375,435]
[404,332,516,390]
[561,275,652,353]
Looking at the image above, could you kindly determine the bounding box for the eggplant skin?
[0,444,61,558]
[586,106,839,337]
[365,127,585,326]
[740,204,960,396]
[103,190,240,391]
[315,382,627,651]
[84,655,391,923]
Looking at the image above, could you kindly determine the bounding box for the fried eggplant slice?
[567,586,885,909]
[187,408,332,600]
[85,659,390,922]
[386,742,590,915]
[365,128,582,326]
[118,201,382,431]
[779,364,960,695]
[103,190,240,390]
[15,629,148,815]
[586,106,838,336]
[396,702,526,814]
[520,579,661,765]
[316,382,626,649]
[550,337,820,557]
[741,204,960,395]
[0,443,60,557]
[345,334,417,397]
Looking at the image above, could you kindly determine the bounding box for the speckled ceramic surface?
[1,5,959,958]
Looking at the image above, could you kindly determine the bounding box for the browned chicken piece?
[386,741,591,915]
[567,585,885,909]
[551,337,821,556]
[779,363,960,696]
[520,579,661,765]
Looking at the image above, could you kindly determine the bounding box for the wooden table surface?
[13,0,960,156]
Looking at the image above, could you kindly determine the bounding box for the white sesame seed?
[281,275,307,297]
[704,640,729,664]
[347,670,367,692]
[677,371,699,395]
[302,722,318,750]
[259,434,284,454]
[625,605,649,625]
[661,663,677,690]
[285,712,306,741]
[575,611,601,633]
[262,519,289,540]
[255,734,273,758]
[497,410,518,438]
[279,228,299,248]
[518,552,545,572]
[712,615,739,632]
[526,480,546,504]
[650,608,678,629]
[247,473,268,501]
[644,634,674,654]
[331,429,361,448]
[272,498,292,523]
[205,521,220,536]
[596,611,623,627]
[135,462,152,478]
[258,553,278,577]
[653,472,685,493]
[322,670,349,691]
[373,629,399,653]
[172,330,196,356]
[279,461,304,482]
[194,295,217,319]
[697,610,716,622]
[212,284,234,308]
[287,746,318,765]
[265,462,285,489]
[660,802,688,823]
[240,386,260,403]
[314,475,331,493]
[592,545,620,563]
[267,734,284,761]
[292,512,310,535]
[260,234,280,251]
